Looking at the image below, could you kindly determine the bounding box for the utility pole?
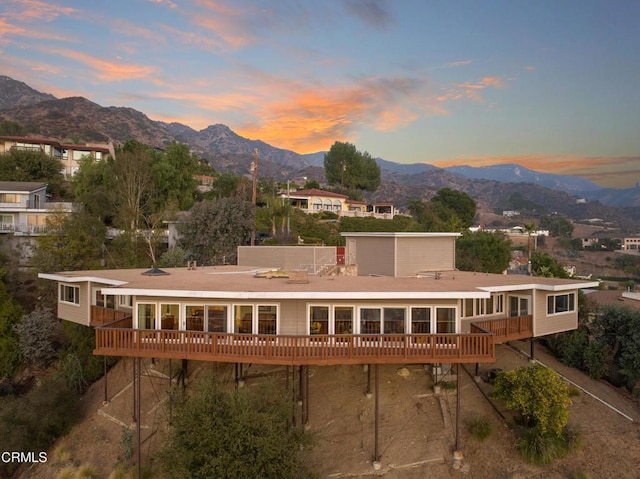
[251,148,258,246]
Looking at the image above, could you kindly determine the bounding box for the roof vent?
[142,267,169,276]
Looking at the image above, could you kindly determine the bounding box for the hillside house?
[0,181,75,236]
[40,232,598,366]
[281,188,397,219]
[39,232,598,463]
[0,135,111,177]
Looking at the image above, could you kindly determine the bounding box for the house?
[0,181,75,236]
[0,135,111,177]
[281,188,396,219]
[38,232,598,464]
[39,232,599,366]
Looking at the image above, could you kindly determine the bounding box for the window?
[411,307,430,334]
[258,305,277,335]
[383,308,405,334]
[360,308,381,334]
[494,293,504,314]
[0,193,20,203]
[436,307,456,333]
[334,306,353,335]
[119,295,133,307]
[160,303,179,330]
[137,303,156,329]
[60,284,79,305]
[207,305,228,333]
[509,296,529,317]
[310,306,329,335]
[95,290,115,309]
[186,305,205,331]
[235,305,253,334]
[547,293,576,315]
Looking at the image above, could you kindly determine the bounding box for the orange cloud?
[44,47,159,82]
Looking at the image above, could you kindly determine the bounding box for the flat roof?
[39,266,600,301]
[341,232,461,238]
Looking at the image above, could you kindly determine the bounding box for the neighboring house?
[0,135,111,177]
[622,237,640,251]
[40,232,598,366]
[282,188,397,219]
[0,181,75,236]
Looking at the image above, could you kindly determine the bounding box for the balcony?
[470,315,533,343]
[94,319,495,365]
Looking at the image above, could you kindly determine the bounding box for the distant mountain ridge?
[0,75,638,213]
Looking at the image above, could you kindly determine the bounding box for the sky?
[1,0,639,188]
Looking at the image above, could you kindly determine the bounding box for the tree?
[0,268,23,377]
[430,188,477,229]
[456,231,512,273]
[530,251,570,278]
[111,147,155,231]
[0,120,27,135]
[324,142,380,192]
[32,210,106,273]
[72,156,116,224]
[523,222,537,260]
[177,197,254,265]
[540,214,574,238]
[492,365,571,436]
[152,142,199,211]
[160,376,313,479]
[0,149,65,197]
[14,307,63,368]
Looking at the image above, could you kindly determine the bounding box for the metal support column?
[291,364,297,426]
[103,356,108,404]
[530,337,535,360]
[132,357,137,424]
[366,364,371,396]
[455,364,460,451]
[136,357,141,479]
[374,364,380,462]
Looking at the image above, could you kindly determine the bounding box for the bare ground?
[18,342,640,479]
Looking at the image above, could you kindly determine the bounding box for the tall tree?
[111,148,155,231]
[152,142,199,211]
[177,197,254,265]
[324,141,380,192]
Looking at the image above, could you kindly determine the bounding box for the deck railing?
[470,315,533,343]
[90,306,130,327]
[94,329,495,365]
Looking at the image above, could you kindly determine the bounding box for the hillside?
[1,75,639,228]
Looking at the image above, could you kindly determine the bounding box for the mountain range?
[1,75,639,229]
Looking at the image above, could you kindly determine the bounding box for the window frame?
[60,284,80,306]
[547,292,576,315]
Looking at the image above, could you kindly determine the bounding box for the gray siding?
[353,237,395,276]
[396,237,456,276]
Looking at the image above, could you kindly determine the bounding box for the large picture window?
[547,293,576,315]
[334,306,353,335]
[137,303,156,329]
[60,284,79,305]
[436,307,456,334]
[411,307,430,334]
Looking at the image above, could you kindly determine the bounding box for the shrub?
[491,365,571,436]
[15,307,64,368]
[468,417,493,442]
[516,427,581,465]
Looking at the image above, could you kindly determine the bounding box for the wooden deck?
[92,312,534,365]
[471,315,533,343]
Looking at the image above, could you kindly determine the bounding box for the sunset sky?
[1,0,639,188]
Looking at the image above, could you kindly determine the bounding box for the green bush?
[516,427,581,465]
[468,417,493,442]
